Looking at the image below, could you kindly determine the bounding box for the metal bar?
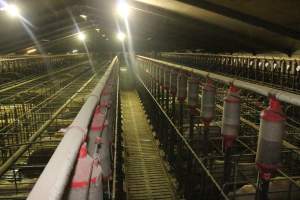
[26,56,118,200]
[137,56,300,107]
[161,52,300,61]
[112,73,120,200]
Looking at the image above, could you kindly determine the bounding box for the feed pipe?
[137,56,300,107]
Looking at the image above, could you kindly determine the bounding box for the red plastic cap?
[261,96,285,121]
[229,84,239,93]
[269,96,282,113]
[256,162,278,174]
[204,78,215,90]
[78,143,88,158]
[206,78,213,85]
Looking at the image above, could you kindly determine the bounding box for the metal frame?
[158,52,300,92]
[136,55,300,200]
[27,56,118,200]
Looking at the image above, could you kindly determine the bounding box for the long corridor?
[121,90,176,200]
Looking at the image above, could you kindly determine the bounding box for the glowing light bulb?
[116,0,129,18]
[77,32,86,41]
[117,32,126,42]
[5,4,20,17]
[80,14,87,20]
[26,48,37,54]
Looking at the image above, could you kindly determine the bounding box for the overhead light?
[120,67,127,72]
[80,14,87,20]
[5,4,20,17]
[95,28,100,32]
[77,32,86,41]
[26,48,37,54]
[117,31,126,42]
[102,34,106,38]
[116,0,129,18]
[72,49,78,54]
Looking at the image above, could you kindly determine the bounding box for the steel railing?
[138,55,300,107]
[158,52,300,93]
[27,56,118,200]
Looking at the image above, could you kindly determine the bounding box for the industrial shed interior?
[0,0,299,200]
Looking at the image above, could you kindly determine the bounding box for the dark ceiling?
[0,0,300,55]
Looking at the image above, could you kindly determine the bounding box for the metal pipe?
[137,56,300,107]
[256,173,270,200]
[161,52,300,61]
[111,74,120,200]
[27,57,118,200]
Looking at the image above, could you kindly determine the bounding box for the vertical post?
[13,167,18,194]
[164,69,171,113]
[170,70,178,121]
[176,72,187,190]
[179,103,184,133]
[200,78,216,165]
[159,67,165,106]
[203,124,209,164]
[188,75,199,140]
[177,72,187,130]
[256,173,270,200]
[186,74,199,199]
[150,64,154,94]
[166,90,170,113]
[221,84,240,193]
[172,96,176,120]
[154,65,159,98]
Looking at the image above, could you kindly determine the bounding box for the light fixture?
[77,32,86,41]
[102,34,106,38]
[72,49,78,54]
[117,31,126,42]
[116,0,129,18]
[80,14,87,20]
[95,28,100,32]
[26,48,37,54]
[5,4,20,17]
[120,67,127,72]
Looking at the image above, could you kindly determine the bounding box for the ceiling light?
[95,28,100,32]
[116,0,129,18]
[72,49,78,54]
[117,31,126,42]
[26,48,37,54]
[77,32,86,41]
[80,14,87,20]
[5,4,20,17]
[120,67,127,72]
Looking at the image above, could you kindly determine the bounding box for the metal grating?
[121,91,176,200]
